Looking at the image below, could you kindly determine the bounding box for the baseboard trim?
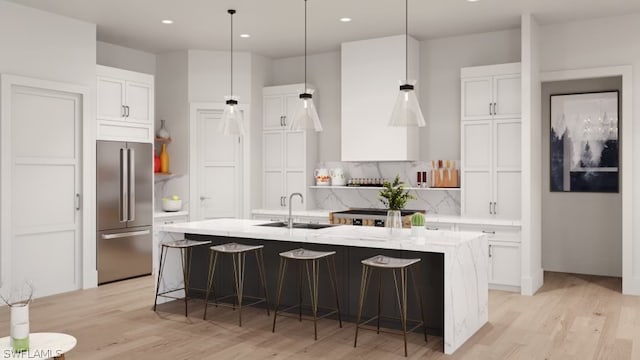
[521,268,544,296]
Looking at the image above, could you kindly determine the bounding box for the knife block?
[431,169,459,188]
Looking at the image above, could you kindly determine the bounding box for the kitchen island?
[157,219,488,355]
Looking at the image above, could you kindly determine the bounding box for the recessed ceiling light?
[467,0,480,2]
[161,19,174,24]
[340,17,352,23]
[240,34,251,38]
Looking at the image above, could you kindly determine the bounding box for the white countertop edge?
[158,219,485,253]
[251,209,335,217]
[154,211,189,219]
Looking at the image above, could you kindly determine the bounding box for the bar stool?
[203,242,270,326]
[354,255,427,357]
[272,248,342,340]
[154,239,212,317]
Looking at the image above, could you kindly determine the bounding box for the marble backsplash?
[312,161,461,215]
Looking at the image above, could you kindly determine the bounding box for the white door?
[489,242,521,287]
[493,75,521,119]
[461,121,492,217]
[263,130,284,209]
[97,76,125,121]
[263,95,284,130]
[6,85,82,298]
[125,81,152,124]
[196,109,242,219]
[461,77,492,120]
[493,120,522,220]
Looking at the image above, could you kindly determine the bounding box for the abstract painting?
[550,91,619,192]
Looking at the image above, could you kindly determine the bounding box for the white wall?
[419,29,521,160]
[250,54,272,211]
[155,51,189,207]
[188,50,252,103]
[269,51,342,161]
[539,13,640,292]
[97,41,156,75]
[0,0,98,289]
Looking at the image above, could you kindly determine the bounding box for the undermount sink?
[257,222,336,230]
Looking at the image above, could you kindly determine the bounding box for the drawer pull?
[426,227,439,231]
[482,230,496,235]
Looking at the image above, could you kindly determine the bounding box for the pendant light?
[290,0,323,132]
[220,9,245,136]
[389,0,426,127]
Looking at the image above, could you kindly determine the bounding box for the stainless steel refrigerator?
[97,141,153,284]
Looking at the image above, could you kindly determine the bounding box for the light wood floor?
[0,272,636,359]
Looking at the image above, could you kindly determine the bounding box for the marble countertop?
[251,209,335,218]
[154,211,189,219]
[158,219,485,253]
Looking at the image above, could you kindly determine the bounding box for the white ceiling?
[8,0,640,58]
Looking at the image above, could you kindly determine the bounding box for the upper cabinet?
[461,63,521,121]
[341,35,420,162]
[97,65,154,143]
[460,63,521,220]
[262,84,318,211]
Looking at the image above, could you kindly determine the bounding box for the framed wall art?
[550,91,619,193]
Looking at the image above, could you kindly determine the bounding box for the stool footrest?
[357,315,425,335]
[278,303,340,321]
[204,294,268,309]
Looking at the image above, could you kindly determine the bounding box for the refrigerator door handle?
[128,147,136,222]
[101,230,151,240]
[120,147,128,222]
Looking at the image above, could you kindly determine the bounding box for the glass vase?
[156,119,170,139]
[10,303,29,353]
[386,210,403,236]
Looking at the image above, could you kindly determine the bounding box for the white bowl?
[162,198,182,212]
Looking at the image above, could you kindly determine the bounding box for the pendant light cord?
[231,11,235,100]
[304,0,308,91]
[405,0,408,83]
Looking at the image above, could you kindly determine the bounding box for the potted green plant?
[410,212,426,237]
[379,175,415,232]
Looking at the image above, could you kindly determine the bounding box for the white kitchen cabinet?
[461,63,521,121]
[262,84,317,210]
[461,63,521,220]
[458,223,521,291]
[341,35,420,161]
[97,65,154,143]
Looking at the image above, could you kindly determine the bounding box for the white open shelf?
[309,186,460,191]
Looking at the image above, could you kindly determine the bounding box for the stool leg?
[377,269,382,334]
[305,259,320,340]
[392,269,408,357]
[204,251,219,320]
[179,248,188,317]
[153,245,167,311]
[327,257,342,328]
[232,252,246,326]
[354,264,372,348]
[298,261,303,322]
[410,266,427,343]
[272,257,288,333]
[255,248,270,316]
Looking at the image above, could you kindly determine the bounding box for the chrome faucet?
[288,193,304,229]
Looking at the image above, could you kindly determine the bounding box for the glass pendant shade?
[389,80,426,127]
[290,89,322,132]
[219,96,245,135]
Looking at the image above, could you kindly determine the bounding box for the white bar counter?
[158,219,488,355]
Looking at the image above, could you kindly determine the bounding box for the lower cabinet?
[458,224,521,291]
[488,241,521,289]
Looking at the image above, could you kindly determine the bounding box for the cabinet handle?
[489,245,493,258]
[426,227,439,231]
[122,105,126,117]
[75,193,81,211]
[493,202,497,214]
[482,230,496,235]
[492,103,497,115]
[282,116,287,127]
[489,103,493,116]
[489,202,492,214]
